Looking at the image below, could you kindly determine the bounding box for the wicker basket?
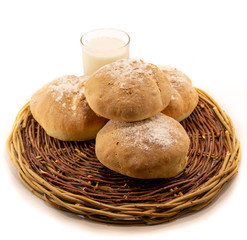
[6,89,240,224]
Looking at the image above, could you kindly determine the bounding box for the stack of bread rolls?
[30,58,198,179]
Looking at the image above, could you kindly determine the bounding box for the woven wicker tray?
[7,89,240,224]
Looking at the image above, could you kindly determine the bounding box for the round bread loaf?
[96,113,190,179]
[85,59,172,122]
[159,65,199,121]
[30,75,108,141]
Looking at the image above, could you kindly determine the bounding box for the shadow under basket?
[6,89,240,224]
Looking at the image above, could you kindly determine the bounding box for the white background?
[1,0,246,239]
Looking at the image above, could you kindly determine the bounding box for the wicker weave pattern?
[7,89,240,224]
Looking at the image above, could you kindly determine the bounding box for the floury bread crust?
[85,59,172,122]
[95,113,190,179]
[159,65,199,121]
[30,75,108,141]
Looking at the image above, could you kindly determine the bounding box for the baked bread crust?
[95,113,190,179]
[85,59,172,122]
[159,66,199,121]
[30,75,108,141]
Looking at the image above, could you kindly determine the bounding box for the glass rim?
[80,28,130,51]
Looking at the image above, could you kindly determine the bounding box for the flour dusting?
[101,59,156,86]
[159,65,190,84]
[47,75,88,113]
[112,113,179,151]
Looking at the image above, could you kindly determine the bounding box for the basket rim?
[6,88,241,224]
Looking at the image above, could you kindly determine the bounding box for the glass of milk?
[80,28,130,75]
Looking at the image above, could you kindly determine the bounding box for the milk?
[82,37,129,75]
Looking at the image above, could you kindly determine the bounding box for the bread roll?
[96,113,190,179]
[85,59,172,122]
[30,75,108,141]
[159,66,199,121]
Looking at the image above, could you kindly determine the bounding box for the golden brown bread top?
[85,59,172,122]
[30,75,108,141]
[96,113,190,179]
[159,65,199,121]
